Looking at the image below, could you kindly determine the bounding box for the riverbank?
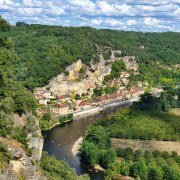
[72,137,83,156]
[44,97,140,131]
[73,97,139,119]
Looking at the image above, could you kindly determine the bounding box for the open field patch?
[111,138,180,155]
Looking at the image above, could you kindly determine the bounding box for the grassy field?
[111,138,180,155]
[170,108,180,116]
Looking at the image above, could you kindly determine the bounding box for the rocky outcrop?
[47,58,111,97]
[0,114,45,180]
[27,115,44,161]
[122,56,138,71]
[9,148,43,180]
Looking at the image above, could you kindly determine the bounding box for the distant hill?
[0,22,179,90]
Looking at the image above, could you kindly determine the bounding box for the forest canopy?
[0,19,179,90]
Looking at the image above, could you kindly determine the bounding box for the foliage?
[107,148,180,180]
[0,142,12,170]
[80,126,115,168]
[40,151,89,180]
[0,16,11,31]
[137,89,180,112]
[84,126,111,149]
[0,111,13,136]
[104,86,117,94]
[40,112,73,130]
[94,107,180,140]
[0,24,179,90]
[99,149,116,168]
[93,87,103,97]
[80,141,100,166]
[0,141,12,159]
[110,61,126,78]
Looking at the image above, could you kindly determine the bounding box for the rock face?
[0,114,45,180]
[9,148,43,180]
[27,115,44,161]
[122,56,138,71]
[48,58,111,97]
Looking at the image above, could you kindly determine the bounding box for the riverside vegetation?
[0,16,180,179]
[80,91,180,179]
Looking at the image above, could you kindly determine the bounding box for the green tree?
[162,165,180,180]
[0,16,11,31]
[148,166,163,180]
[130,158,148,179]
[119,159,130,176]
[99,149,116,168]
[0,111,13,136]
[13,89,37,114]
[84,126,111,149]
[80,141,100,166]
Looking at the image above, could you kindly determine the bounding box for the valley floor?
[111,138,180,155]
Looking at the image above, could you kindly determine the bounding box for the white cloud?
[127,19,137,26]
[97,1,114,14]
[105,19,123,26]
[23,0,33,6]
[71,0,95,12]
[173,7,180,17]
[91,18,103,25]
[144,17,160,26]
[0,0,179,32]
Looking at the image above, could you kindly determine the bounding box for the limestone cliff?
[0,114,44,180]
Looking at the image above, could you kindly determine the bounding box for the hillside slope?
[0,23,179,90]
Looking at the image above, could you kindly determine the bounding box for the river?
[43,102,131,180]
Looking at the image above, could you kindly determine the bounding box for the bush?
[99,149,116,168]
[40,151,89,179]
[0,142,12,159]
[147,166,163,180]
[84,126,111,149]
[80,141,100,166]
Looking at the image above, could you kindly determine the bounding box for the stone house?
[50,103,70,115]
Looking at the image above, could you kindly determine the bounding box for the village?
[34,49,156,117]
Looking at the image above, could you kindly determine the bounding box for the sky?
[0,0,180,32]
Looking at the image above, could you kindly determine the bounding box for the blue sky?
[0,0,180,32]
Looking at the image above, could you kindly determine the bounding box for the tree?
[0,97,15,113]
[84,126,111,149]
[119,159,130,176]
[99,149,116,168]
[80,141,100,166]
[110,61,126,78]
[16,22,27,26]
[0,37,14,49]
[134,150,142,160]
[13,89,37,114]
[152,150,162,158]
[0,111,13,136]
[162,165,180,180]
[130,158,148,179]
[0,16,11,31]
[42,112,52,121]
[123,147,134,161]
[148,166,163,180]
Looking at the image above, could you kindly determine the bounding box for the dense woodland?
[0,19,179,90]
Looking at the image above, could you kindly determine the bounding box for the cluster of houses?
[34,51,147,116]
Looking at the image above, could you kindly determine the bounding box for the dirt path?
[111,138,180,155]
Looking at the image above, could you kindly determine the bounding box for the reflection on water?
[43,103,130,180]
